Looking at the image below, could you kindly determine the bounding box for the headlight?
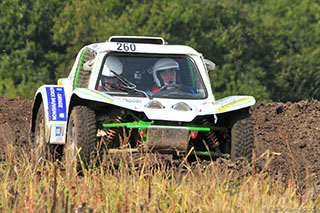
[172,102,192,111]
[145,100,165,109]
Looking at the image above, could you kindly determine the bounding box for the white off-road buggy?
[31,36,255,169]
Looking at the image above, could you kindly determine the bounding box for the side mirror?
[203,59,216,71]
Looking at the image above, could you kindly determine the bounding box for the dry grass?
[0,141,319,212]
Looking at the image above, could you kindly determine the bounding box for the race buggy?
[31,36,256,170]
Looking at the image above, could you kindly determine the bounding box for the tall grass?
[0,141,319,212]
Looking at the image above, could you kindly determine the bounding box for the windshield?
[95,53,207,99]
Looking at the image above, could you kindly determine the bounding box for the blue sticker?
[55,126,64,136]
[46,87,67,121]
[121,98,142,103]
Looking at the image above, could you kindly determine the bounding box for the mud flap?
[146,126,189,153]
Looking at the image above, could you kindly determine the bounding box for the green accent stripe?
[102,122,227,132]
[189,126,210,131]
[103,121,152,128]
[74,48,88,88]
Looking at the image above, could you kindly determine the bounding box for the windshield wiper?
[109,71,151,99]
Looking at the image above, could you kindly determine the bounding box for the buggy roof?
[85,41,201,56]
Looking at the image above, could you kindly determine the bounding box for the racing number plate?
[146,126,189,153]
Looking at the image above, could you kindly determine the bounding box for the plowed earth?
[0,96,319,190]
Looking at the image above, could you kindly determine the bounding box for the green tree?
[0,0,67,98]
[249,0,320,101]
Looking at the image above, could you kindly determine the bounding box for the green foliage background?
[0,0,319,102]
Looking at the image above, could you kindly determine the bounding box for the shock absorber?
[104,128,117,143]
[200,119,220,149]
[103,119,121,145]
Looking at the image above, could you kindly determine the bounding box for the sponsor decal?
[91,44,101,51]
[121,98,142,103]
[55,126,64,137]
[46,87,67,121]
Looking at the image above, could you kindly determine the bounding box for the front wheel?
[65,106,97,175]
[230,109,254,162]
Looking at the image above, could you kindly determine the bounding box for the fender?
[213,96,256,114]
[32,85,69,144]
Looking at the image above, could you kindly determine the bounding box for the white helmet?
[153,58,179,87]
[102,56,123,77]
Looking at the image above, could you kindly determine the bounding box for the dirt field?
[0,96,319,191]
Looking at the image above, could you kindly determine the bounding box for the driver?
[152,58,179,92]
[98,56,123,91]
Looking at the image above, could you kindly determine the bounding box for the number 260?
[117,43,136,52]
